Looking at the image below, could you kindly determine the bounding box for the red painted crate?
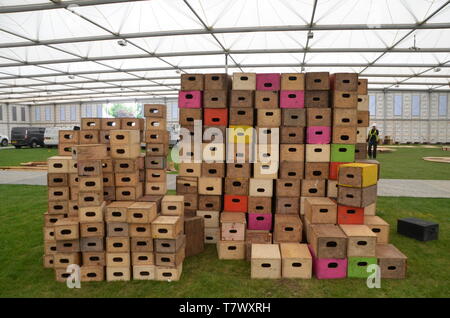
[224,194,248,212]
[329,162,351,180]
[337,205,364,224]
[204,109,228,126]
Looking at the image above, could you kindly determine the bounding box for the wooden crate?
[273,214,302,243]
[81,266,104,282]
[184,216,204,257]
[151,216,183,239]
[304,197,337,224]
[280,243,312,279]
[106,266,131,281]
[217,240,245,260]
[161,195,185,216]
[339,224,377,257]
[133,265,156,280]
[251,244,281,279]
[220,212,246,241]
[309,224,347,259]
[376,244,407,279]
[155,264,183,281]
[127,202,157,224]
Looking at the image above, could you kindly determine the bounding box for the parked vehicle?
[0,134,9,147]
[44,126,79,147]
[10,127,46,148]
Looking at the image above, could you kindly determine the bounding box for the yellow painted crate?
[228,125,254,144]
[337,163,378,188]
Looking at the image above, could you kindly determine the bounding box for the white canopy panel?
[0,0,448,104]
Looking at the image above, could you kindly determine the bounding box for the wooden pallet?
[0,164,47,171]
[20,161,47,167]
[423,157,450,163]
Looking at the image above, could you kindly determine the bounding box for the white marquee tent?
[0,0,449,105]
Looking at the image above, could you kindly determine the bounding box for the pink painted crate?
[280,90,305,108]
[306,126,331,144]
[308,245,347,279]
[178,91,202,108]
[256,73,281,91]
[247,213,272,231]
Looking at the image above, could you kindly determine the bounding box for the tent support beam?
[301,0,319,70]
[2,23,449,49]
[0,79,448,99]
[0,79,444,97]
[360,1,450,74]
[1,62,449,81]
[1,73,448,90]
[0,0,147,14]
[182,0,243,72]
[1,48,450,68]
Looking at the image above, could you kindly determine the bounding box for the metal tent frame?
[0,0,448,105]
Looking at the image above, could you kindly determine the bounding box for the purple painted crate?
[248,213,272,231]
[306,126,331,144]
[280,90,305,108]
[308,245,347,279]
[179,91,202,108]
[256,73,281,91]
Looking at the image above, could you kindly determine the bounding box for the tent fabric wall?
[370,91,450,143]
[1,91,449,142]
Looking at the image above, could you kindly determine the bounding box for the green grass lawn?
[376,146,450,180]
[0,184,448,298]
[0,148,57,167]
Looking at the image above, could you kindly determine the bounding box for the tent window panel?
[21,107,26,122]
[45,107,51,121]
[171,101,178,121]
[394,95,402,116]
[60,107,66,121]
[86,105,92,117]
[35,107,41,121]
[97,105,103,117]
[412,95,420,116]
[70,106,77,121]
[12,106,17,121]
[439,95,448,116]
[0,105,3,121]
[369,95,376,115]
[138,103,144,117]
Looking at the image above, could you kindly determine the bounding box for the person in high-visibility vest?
[367,123,379,159]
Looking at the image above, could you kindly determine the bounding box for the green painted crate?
[347,257,378,278]
[330,144,356,162]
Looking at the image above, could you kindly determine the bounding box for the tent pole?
[225,53,229,74]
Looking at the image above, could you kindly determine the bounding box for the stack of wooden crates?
[43,107,195,282]
[177,72,407,280]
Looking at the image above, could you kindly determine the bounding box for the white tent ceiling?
[0,0,449,105]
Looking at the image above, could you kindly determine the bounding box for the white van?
[0,134,9,147]
[44,126,79,147]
